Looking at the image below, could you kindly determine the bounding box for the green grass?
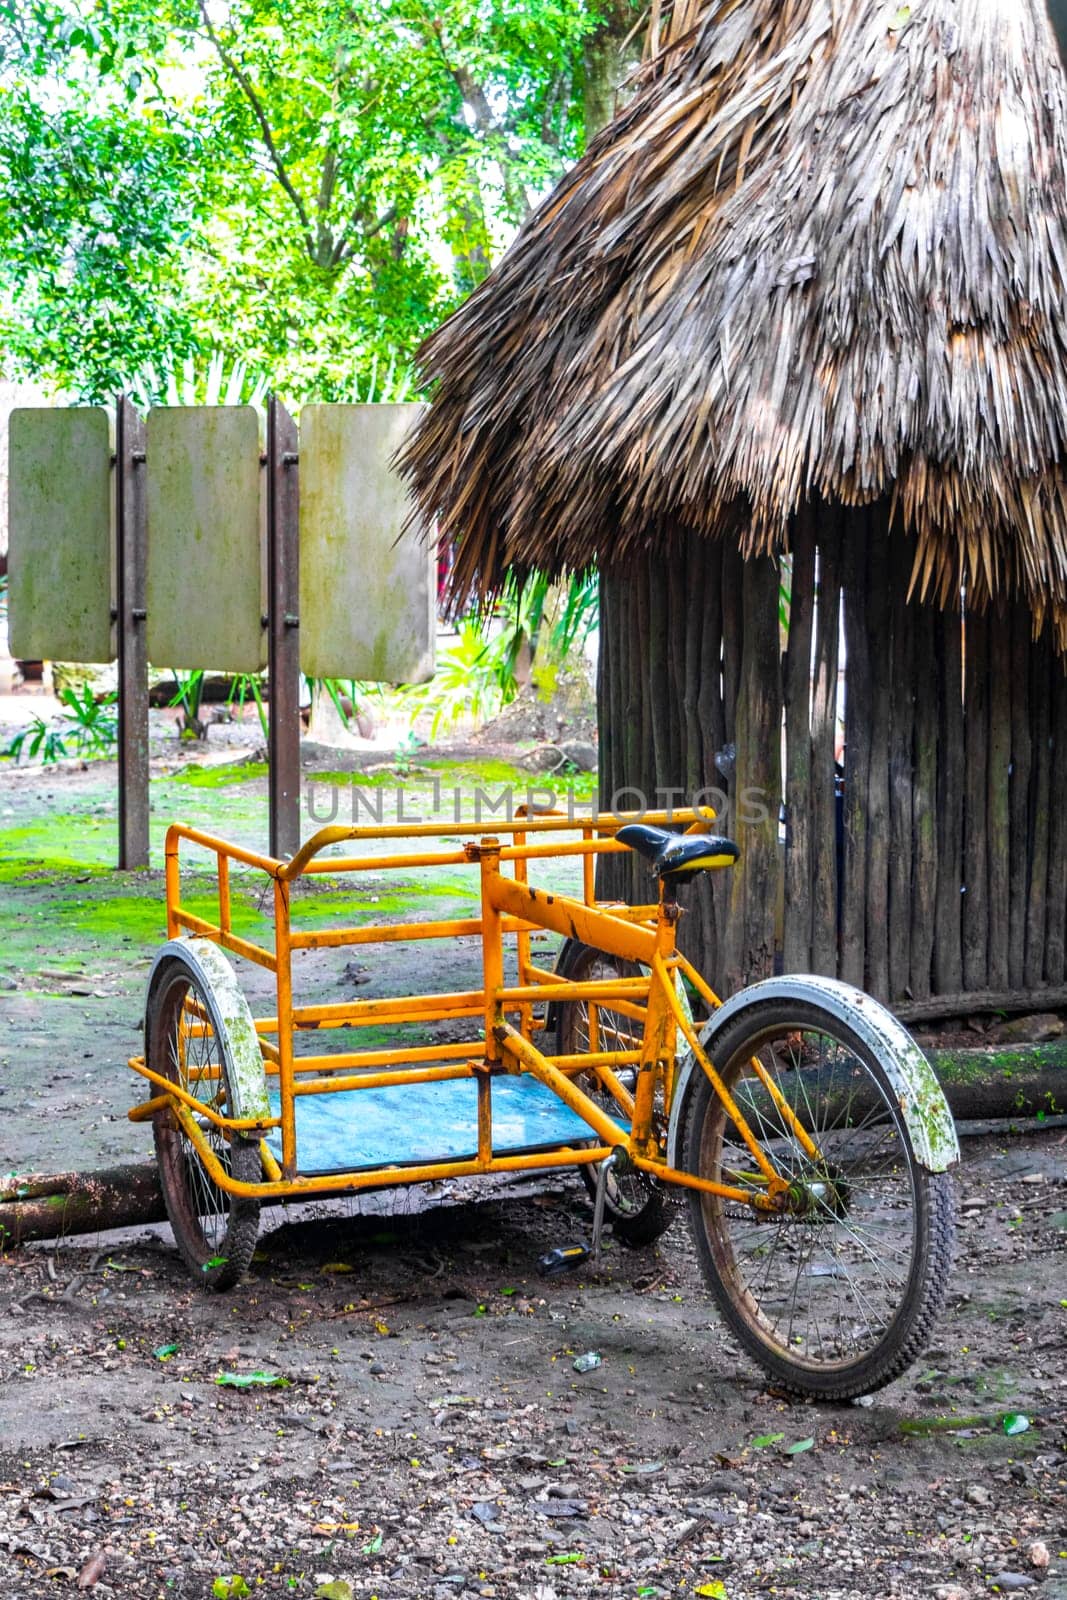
[164,761,269,789]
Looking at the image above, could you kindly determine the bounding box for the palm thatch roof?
[401,0,1067,634]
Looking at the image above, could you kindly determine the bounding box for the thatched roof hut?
[404,0,1067,639]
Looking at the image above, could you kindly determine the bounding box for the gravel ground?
[1,1126,1064,1600]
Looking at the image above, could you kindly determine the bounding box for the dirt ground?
[1,734,1065,1600]
[0,1126,1065,1600]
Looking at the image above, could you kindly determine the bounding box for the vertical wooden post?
[1045,656,1067,986]
[1025,627,1052,988]
[115,395,149,871]
[647,557,672,787]
[725,553,782,989]
[266,396,301,862]
[910,600,938,999]
[695,538,726,980]
[887,524,915,1000]
[986,606,1012,991]
[682,532,706,800]
[810,508,842,977]
[864,507,891,1000]
[1008,601,1033,990]
[840,511,871,987]
[962,608,989,990]
[783,507,815,972]
[933,599,963,993]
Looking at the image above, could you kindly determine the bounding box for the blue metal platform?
[264,1071,599,1175]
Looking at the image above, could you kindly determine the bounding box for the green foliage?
[0,2,199,396]
[404,572,598,735]
[2,685,117,764]
[0,0,620,399]
[403,618,513,737]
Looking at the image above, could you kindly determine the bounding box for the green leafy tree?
[0,0,646,397]
[0,1,199,395]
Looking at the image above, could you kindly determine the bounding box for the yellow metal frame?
[129,807,818,1210]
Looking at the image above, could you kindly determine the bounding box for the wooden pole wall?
[596,501,1066,1013]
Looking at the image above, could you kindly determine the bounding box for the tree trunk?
[0,1164,165,1246]
[582,1,645,140]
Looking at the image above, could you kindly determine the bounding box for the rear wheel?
[147,954,260,1290]
[680,997,955,1399]
[556,943,672,1247]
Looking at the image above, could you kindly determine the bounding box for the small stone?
[1028,1542,1050,1570]
[693,1471,747,1499]
[965,1483,993,1507]
[558,740,597,772]
[368,1361,385,1376]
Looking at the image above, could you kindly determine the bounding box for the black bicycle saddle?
[616,823,740,881]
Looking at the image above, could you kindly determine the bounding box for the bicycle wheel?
[556,943,672,1247]
[147,953,261,1290]
[680,996,955,1399]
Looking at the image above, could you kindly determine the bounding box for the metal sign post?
[115,395,149,870]
[266,396,301,861]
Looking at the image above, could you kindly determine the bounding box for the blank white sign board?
[299,404,435,682]
[146,406,265,672]
[8,407,113,662]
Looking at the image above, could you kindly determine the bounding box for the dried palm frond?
[401,0,1067,641]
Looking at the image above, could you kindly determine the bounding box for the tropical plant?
[401,619,514,737]
[168,669,206,737]
[130,349,269,410]
[57,681,119,755]
[2,685,118,764]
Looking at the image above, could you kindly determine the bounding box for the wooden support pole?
[725,553,782,989]
[810,509,842,977]
[840,510,871,987]
[934,599,963,993]
[115,395,149,870]
[864,508,891,1000]
[1046,657,1067,986]
[267,396,301,862]
[910,600,938,999]
[1008,600,1033,990]
[1025,626,1052,988]
[887,524,915,1000]
[962,607,990,990]
[783,507,815,973]
[986,606,1011,991]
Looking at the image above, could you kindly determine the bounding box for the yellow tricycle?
[129,807,958,1400]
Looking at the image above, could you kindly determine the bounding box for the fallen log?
[925,1041,1067,1122]
[0,1163,166,1246]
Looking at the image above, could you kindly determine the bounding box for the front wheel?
[680,997,955,1399]
[147,953,261,1290]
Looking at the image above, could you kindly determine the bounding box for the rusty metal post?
[267,396,301,860]
[115,395,149,870]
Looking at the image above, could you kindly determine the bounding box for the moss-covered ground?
[0,750,588,1170]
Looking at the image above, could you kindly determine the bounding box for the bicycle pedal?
[537,1243,590,1277]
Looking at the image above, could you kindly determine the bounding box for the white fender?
[147,937,271,1124]
[667,974,960,1173]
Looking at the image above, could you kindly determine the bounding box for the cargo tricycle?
[129,807,958,1400]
